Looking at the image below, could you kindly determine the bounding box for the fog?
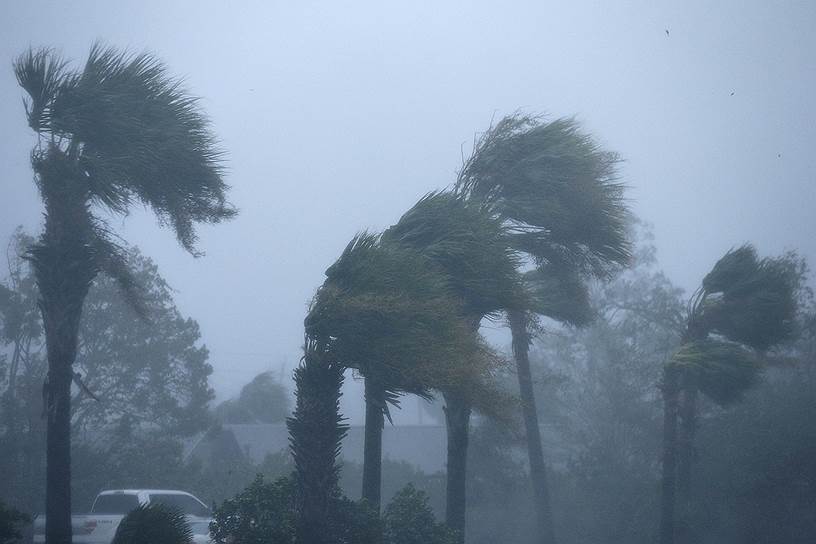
[2,2,813,415]
[2,3,816,543]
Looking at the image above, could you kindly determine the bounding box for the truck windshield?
[148,494,210,517]
[92,494,140,514]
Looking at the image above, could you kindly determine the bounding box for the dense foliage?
[111,503,193,544]
[0,501,30,544]
[0,233,213,512]
[211,477,457,544]
[215,371,290,424]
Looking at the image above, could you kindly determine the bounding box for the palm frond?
[25,43,235,254]
[455,113,632,278]
[382,191,524,319]
[88,221,147,319]
[701,245,758,293]
[305,232,478,408]
[522,265,593,326]
[13,48,72,132]
[436,335,516,424]
[695,245,799,350]
[669,339,762,406]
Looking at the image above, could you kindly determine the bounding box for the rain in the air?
[1,2,814,544]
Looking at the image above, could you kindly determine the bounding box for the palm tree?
[659,245,798,544]
[454,114,631,544]
[382,191,521,540]
[14,45,234,543]
[305,232,481,511]
[287,336,348,544]
[664,247,799,544]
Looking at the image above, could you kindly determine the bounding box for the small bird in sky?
[730,91,735,96]
[665,29,670,37]
[777,153,782,158]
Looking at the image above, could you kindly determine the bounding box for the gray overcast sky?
[1,1,814,421]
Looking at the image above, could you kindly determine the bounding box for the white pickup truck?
[33,489,213,544]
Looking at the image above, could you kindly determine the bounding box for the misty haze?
[1,2,814,544]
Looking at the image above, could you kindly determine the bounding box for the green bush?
[210,475,298,544]
[111,503,192,544]
[211,475,384,544]
[211,477,459,544]
[0,501,30,544]
[383,485,457,544]
[329,497,382,544]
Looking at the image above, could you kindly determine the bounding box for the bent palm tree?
[14,45,234,544]
[660,245,798,544]
[305,232,480,511]
[454,114,631,544]
[382,191,521,540]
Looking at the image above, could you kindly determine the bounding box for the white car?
[33,489,214,544]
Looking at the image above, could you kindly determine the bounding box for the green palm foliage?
[660,245,799,544]
[521,265,594,327]
[382,191,520,539]
[669,340,761,406]
[14,44,234,543]
[452,113,631,544]
[455,114,630,276]
[16,45,235,252]
[382,191,523,319]
[111,504,193,544]
[305,232,484,510]
[306,232,477,396]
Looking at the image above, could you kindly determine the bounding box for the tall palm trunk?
[660,366,681,544]
[31,153,95,544]
[2,341,23,500]
[288,344,348,544]
[362,377,385,509]
[443,390,471,543]
[676,380,698,544]
[509,309,556,544]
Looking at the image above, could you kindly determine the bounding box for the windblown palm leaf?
[305,232,479,413]
[668,339,761,406]
[522,265,593,327]
[15,44,235,253]
[382,191,524,320]
[455,114,631,277]
[694,245,797,351]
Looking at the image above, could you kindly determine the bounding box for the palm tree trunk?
[32,156,95,544]
[288,343,348,544]
[676,380,698,544]
[362,377,385,509]
[43,351,74,544]
[509,309,556,544]
[2,342,23,501]
[40,275,88,544]
[443,390,471,543]
[660,366,681,544]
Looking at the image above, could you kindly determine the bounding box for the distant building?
[185,423,447,474]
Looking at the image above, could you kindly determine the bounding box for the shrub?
[0,501,30,544]
[329,497,382,544]
[210,475,298,544]
[111,503,192,544]
[211,475,385,544]
[383,485,457,544]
